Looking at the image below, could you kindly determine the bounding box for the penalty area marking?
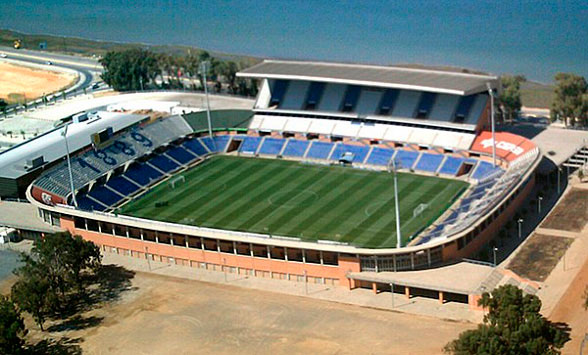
[364,200,393,217]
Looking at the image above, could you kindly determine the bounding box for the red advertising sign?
[470,131,536,162]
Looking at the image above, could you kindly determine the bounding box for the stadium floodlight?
[61,123,78,208]
[199,61,215,150]
[486,83,496,167]
[387,158,402,248]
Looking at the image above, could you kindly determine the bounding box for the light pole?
[62,123,78,207]
[538,196,543,214]
[388,158,402,248]
[145,246,151,271]
[493,247,498,267]
[518,218,524,239]
[199,61,215,148]
[390,283,395,308]
[486,83,496,167]
[557,167,561,195]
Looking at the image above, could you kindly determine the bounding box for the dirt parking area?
[0,61,75,102]
[549,254,588,355]
[507,233,573,281]
[542,189,588,232]
[14,270,473,355]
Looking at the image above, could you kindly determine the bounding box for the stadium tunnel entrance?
[351,278,471,306]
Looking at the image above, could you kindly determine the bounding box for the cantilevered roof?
[237,60,498,96]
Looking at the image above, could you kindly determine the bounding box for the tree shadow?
[91,264,137,304]
[54,264,136,319]
[27,336,82,355]
[46,315,104,333]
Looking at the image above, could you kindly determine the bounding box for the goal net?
[413,203,429,218]
[169,175,186,189]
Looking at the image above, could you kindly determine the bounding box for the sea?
[0,0,586,83]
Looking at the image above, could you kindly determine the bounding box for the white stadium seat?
[258,115,288,131]
[332,121,361,137]
[357,123,387,140]
[283,117,313,133]
[308,119,336,135]
[249,115,265,130]
[383,125,413,142]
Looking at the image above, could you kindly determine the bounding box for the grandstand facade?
[25,61,541,308]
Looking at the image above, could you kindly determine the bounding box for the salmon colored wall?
[61,217,360,287]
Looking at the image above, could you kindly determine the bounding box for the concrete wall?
[61,216,360,287]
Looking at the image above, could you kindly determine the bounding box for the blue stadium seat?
[149,154,180,173]
[239,136,262,154]
[106,176,140,196]
[394,150,419,169]
[472,161,502,180]
[183,138,208,156]
[306,141,333,160]
[282,139,309,157]
[366,147,394,166]
[166,146,197,165]
[330,144,370,163]
[200,137,216,152]
[258,137,285,155]
[415,153,444,173]
[438,156,464,175]
[213,136,231,153]
[124,163,164,186]
[76,194,107,212]
[87,185,124,207]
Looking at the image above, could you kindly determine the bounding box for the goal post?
[169,175,185,189]
[413,203,429,218]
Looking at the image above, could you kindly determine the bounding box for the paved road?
[0,45,100,70]
[0,46,101,110]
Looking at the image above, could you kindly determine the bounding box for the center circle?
[268,189,319,208]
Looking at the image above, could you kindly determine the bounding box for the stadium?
[20,60,540,308]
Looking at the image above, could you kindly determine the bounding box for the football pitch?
[119,156,468,248]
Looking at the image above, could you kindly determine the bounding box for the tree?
[31,231,101,295]
[100,48,160,91]
[499,75,525,124]
[11,231,102,327]
[218,61,239,94]
[0,295,27,354]
[444,285,569,354]
[11,274,51,331]
[63,233,102,291]
[550,73,588,127]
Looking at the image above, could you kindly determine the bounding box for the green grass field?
[119,156,468,248]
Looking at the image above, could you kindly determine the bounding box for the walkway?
[101,251,483,323]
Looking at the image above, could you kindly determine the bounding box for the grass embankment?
[0,29,260,64]
[520,81,554,109]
